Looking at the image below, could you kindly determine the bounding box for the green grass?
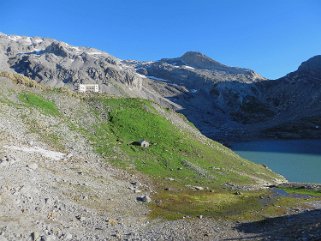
[87,97,280,190]
[18,92,60,116]
[280,187,321,197]
[150,190,267,220]
[71,96,294,220]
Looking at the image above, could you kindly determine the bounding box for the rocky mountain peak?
[44,42,69,57]
[180,51,226,70]
[297,55,321,76]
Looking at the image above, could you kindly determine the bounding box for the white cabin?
[78,84,99,93]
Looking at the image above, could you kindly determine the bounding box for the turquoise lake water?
[231,139,321,184]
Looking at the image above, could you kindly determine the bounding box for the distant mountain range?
[1,33,320,142]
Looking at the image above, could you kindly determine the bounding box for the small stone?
[28,163,38,170]
[130,181,138,186]
[193,186,204,191]
[165,177,175,181]
[65,233,73,240]
[31,231,40,241]
[76,215,86,221]
[41,235,56,241]
[136,195,151,203]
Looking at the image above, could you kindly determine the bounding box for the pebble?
[28,163,38,170]
[31,231,40,241]
[193,186,204,191]
[136,195,151,203]
[64,233,73,240]
[165,177,175,181]
[76,215,86,221]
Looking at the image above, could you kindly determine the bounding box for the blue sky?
[1,0,321,79]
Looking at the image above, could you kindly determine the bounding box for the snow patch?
[147,76,169,82]
[190,89,198,93]
[136,73,147,78]
[4,145,66,161]
[88,51,104,55]
[8,35,23,41]
[183,65,195,70]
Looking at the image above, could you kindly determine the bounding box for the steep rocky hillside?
[259,55,321,139]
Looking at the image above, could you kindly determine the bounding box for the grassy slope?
[3,75,318,221]
[82,97,288,220]
[18,92,60,116]
[88,97,281,187]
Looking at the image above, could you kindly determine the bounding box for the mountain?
[1,33,321,142]
[127,53,321,142]
[123,51,270,141]
[0,33,143,95]
[127,51,265,89]
[258,55,321,139]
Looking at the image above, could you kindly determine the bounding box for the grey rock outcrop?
[0,33,142,94]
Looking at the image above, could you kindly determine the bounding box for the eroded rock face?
[298,55,321,77]
[131,51,265,91]
[0,33,143,92]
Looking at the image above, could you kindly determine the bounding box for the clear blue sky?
[1,0,321,79]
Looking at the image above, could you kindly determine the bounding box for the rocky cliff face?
[124,52,275,140]
[257,56,321,139]
[0,33,143,95]
[1,33,320,142]
[127,53,321,142]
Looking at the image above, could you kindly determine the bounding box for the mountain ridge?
[1,33,321,142]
